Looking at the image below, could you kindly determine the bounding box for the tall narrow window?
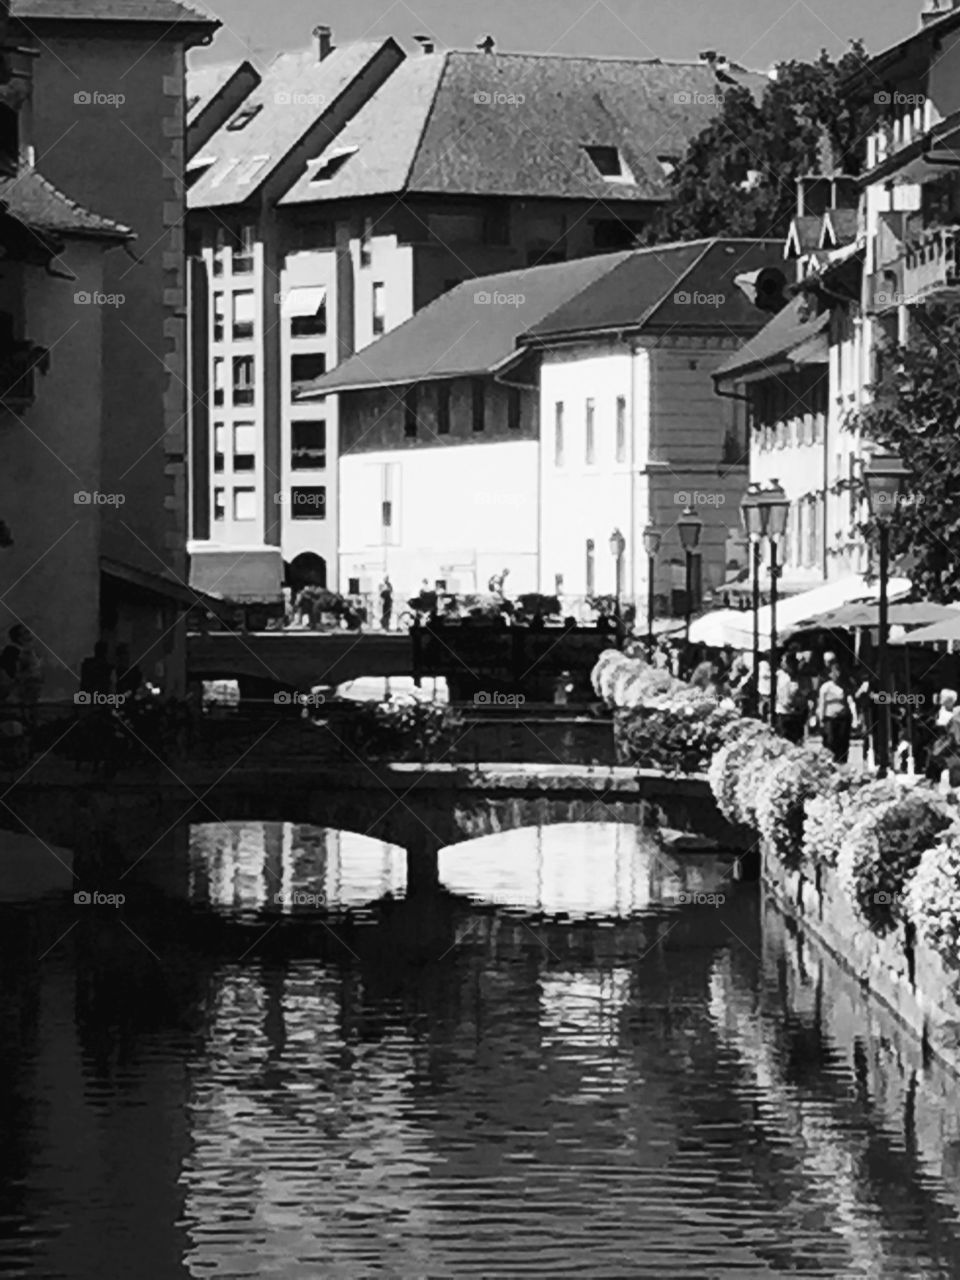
[291,421,326,470]
[233,487,256,521]
[554,401,564,467]
[615,395,627,463]
[585,397,596,464]
[437,382,450,435]
[508,386,521,430]
[213,227,225,277]
[213,293,225,343]
[471,378,485,432]
[213,486,225,521]
[213,423,225,473]
[360,216,373,266]
[233,422,256,472]
[372,282,385,335]
[585,538,595,595]
[232,290,255,340]
[291,353,326,396]
[213,357,225,406]
[404,385,418,439]
[232,355,255,405]
[233,225,255,274]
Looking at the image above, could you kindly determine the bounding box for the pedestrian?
[775,653,807,743]
[817,661,854,762]
[379,575,393,631]
[757,656,772,722]
[930,689,960,789]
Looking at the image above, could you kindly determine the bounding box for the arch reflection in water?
[437,822,730,919]
[187,822,406,915]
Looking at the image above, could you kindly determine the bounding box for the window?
[290,486,326,519]
[213,357,225,406]
[348,577,360,595]
[291,421,326,470]
[380,462,399,544]
[585,538,595,595]
[554,401,564,466]
[233,487,256,521]
[508,386,521,430]
[437,382,451,435]
[213,487,225,521]
[213,293,225,343]
[227,104,263,131]
[382,498,392,528]
[238,155,270,186]
[233,225,255,274]
[360,217,373,266]
[615,395,627,463]
[372,282,385,336]
[594,219,641,250]
[232,356,255,405]
[232,290,255,340]
[286,287,327,337]
[471,379,485,432]
[213,226,225,276]
[291,353,326,395]
[582,144,633,182]
[310,147,357,183]
[213,424,225,473]
[233,422,256,472]
[404,385,419,439]
[585,398,596,464]
[428,212,485,244]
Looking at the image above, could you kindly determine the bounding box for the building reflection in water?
[187,822,406,914]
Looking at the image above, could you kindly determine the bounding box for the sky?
[191,0,927,71]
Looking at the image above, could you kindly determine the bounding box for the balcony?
[903,224,960,302]
[0,342,48,410]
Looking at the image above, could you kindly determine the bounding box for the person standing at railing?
[379,576,393,632]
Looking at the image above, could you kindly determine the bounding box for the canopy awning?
[892,610,960,645]
[816,601,960,631]
[689,574,913,649]
[188,546,284,604]
[101,557,204,608]
[281,286,327,317]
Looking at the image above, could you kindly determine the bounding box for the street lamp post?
[756,480,790,730]
[609,527,626,648]
[677,506,703,675]
[739,483,763,718]
[642,523,662,660]
[863,453,911,776]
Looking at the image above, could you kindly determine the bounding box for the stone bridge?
[187,630,415,690]
[3,765,755,897]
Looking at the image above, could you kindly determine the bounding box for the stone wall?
[763,854,960,1078]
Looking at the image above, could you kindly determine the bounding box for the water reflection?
[2,824,960,1277]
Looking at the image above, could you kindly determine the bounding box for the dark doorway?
[287,552,327,592]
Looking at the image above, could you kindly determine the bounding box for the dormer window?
[227,104,263,132]
[582,145,634,184]
[657,154,679,177]
[310,147,358,183]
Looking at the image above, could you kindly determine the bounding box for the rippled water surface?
[3,821,960,1278]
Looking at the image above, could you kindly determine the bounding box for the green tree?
[845,303,960,601]
[651,42,876,244]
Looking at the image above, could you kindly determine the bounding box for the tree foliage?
[846,303,960,601]
[650,42,875,244]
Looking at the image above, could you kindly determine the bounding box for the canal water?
[3,821,960,1278]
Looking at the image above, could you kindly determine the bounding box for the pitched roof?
[188,40,395,209]
[820,208,859,247]
[282,51,767,205]
[187,60,255,125]
[523,239,783,340]
[302,240,782,396]
[301,253,636,394]
[713,294,829,381]
[844,4,960,88]
[785,216,823,258]
[12,0,217,23]
[0,166,132,239]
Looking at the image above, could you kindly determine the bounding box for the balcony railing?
[903,224,960,302]
[0,342,49,410]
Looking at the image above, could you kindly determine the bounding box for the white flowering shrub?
[801,768,875,869]
[756,745,837,870]
[708,720,771,821]
[733,734,795,829]
[905,823,960,973]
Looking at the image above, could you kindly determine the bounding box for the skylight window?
[657,154,679,177]
[584,145,626,178]
[227,103,263,132]
[238,155,270,185]
[310,147,358,183]
[187,94,201,112]
[186,153,216,189]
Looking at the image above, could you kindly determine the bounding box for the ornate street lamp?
[863,453,911,776]
[609,527,626,647]
[677,506,703,665]
[642,523,662,659]
[755,480,790,727]
[739,483,763,718]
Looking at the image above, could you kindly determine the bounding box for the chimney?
[314,24,333,61]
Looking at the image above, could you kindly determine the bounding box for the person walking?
[817,661,854,762]
[774,654,807,744]
[379,576,393,631]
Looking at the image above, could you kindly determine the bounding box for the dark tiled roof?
[844,4,960,88]
[0,166,132,239]
[820,208,859,247]
[282,51,767,204]
[13,0,217,22]
[525,239,783,340]
[189,40,396,209]
[12,0,216,22]
[785,216,823,256]
[713,294,829,380]
[301,253,634,394]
